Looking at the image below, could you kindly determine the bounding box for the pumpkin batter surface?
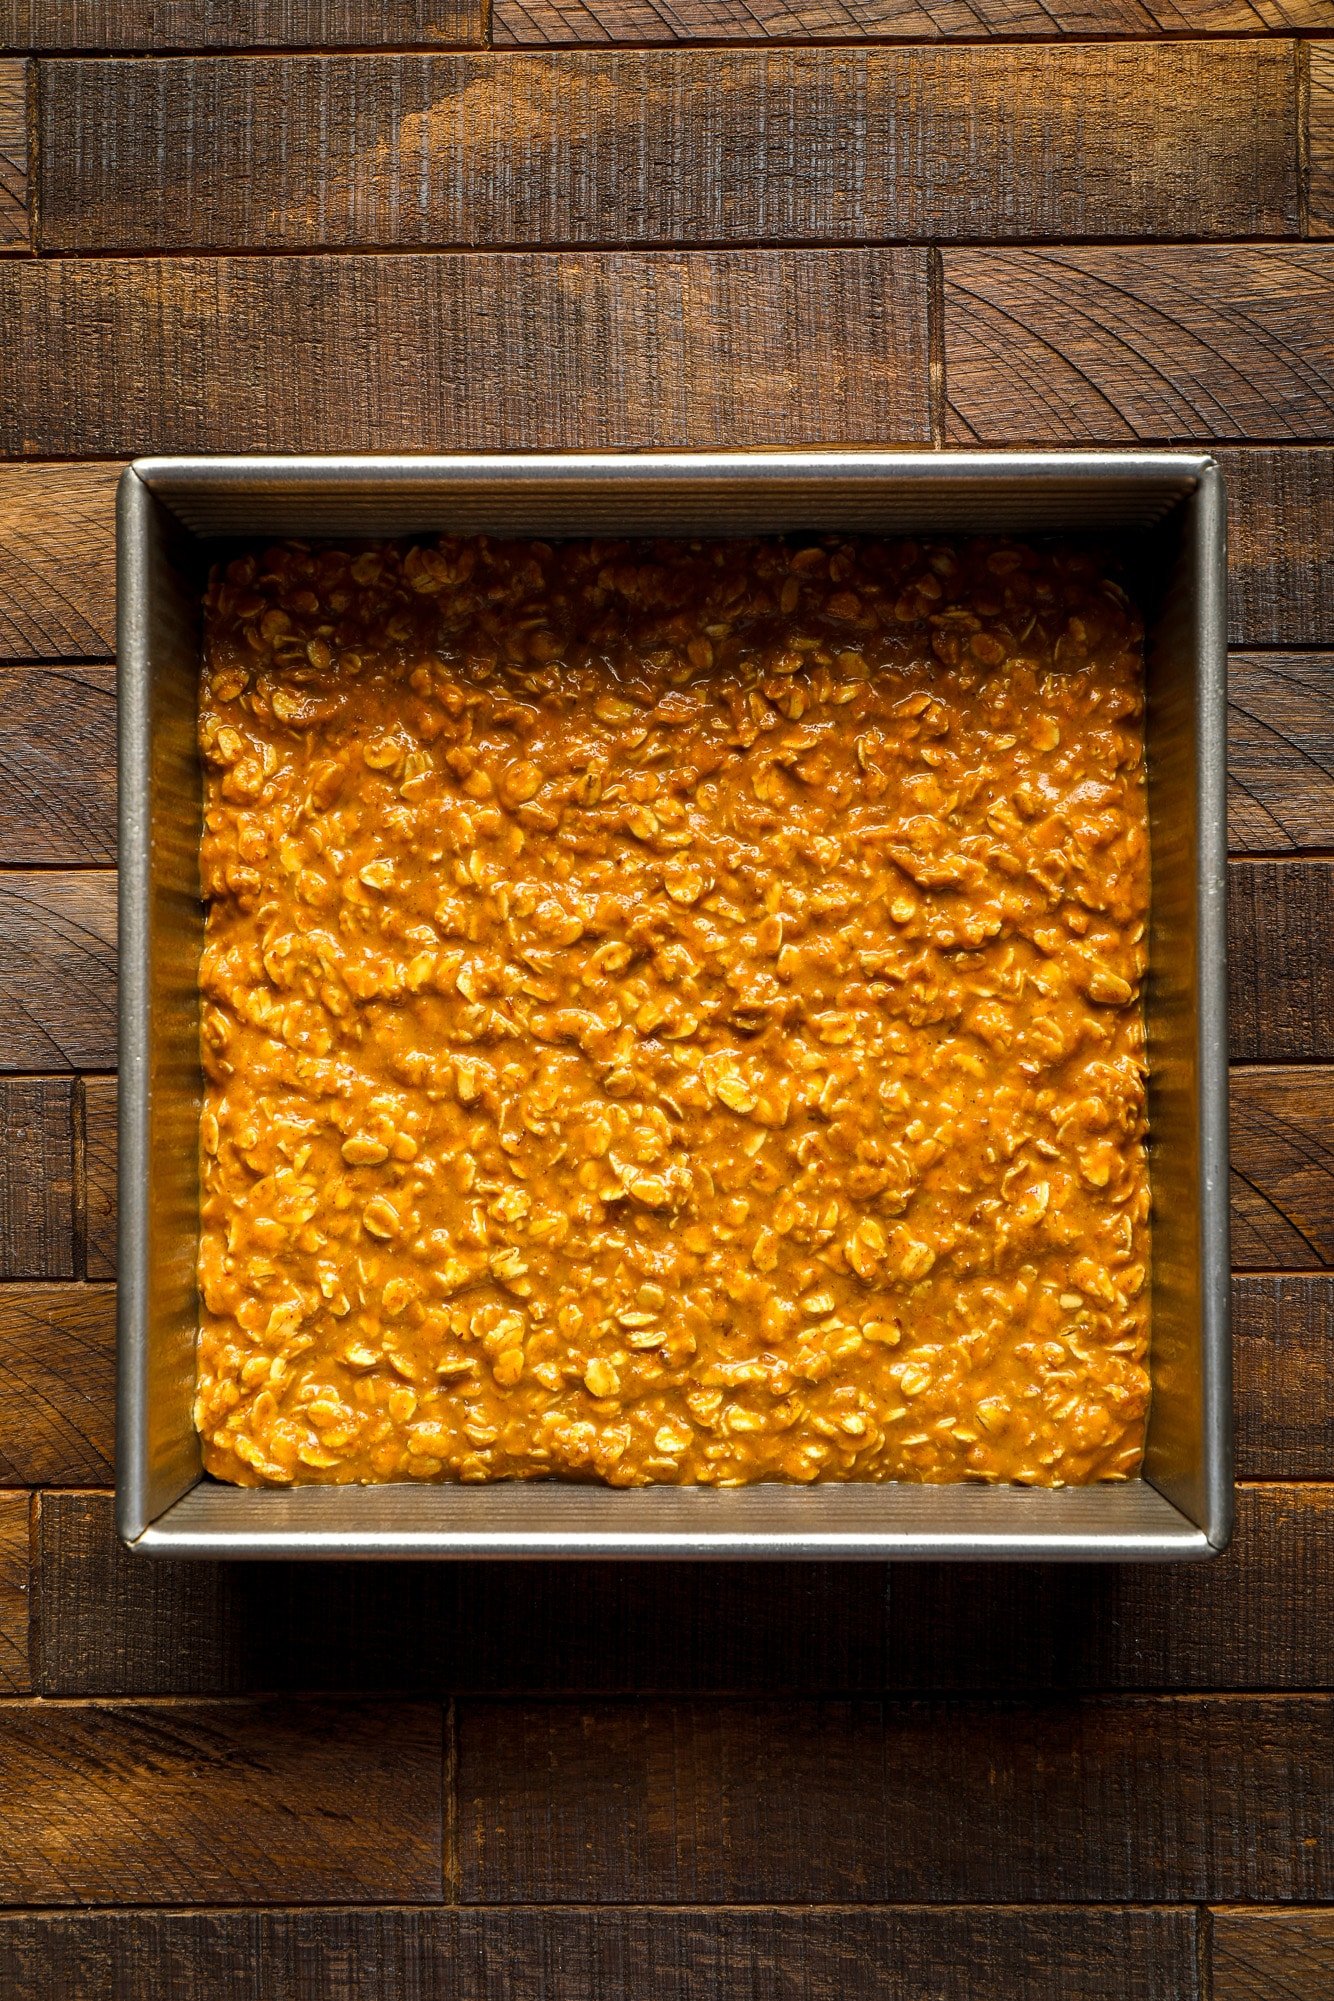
[195,533,1151,1489]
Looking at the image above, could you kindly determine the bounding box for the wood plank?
[0,1907,1201,2001]
[0,665,116,865]
[0,1077,74,1279]
[877,1486,1334,1695]
[0,872,116,1070]
[33,1491,238,1698]
[495,0,1331,42]
[1310,43,1334,240]
[1228,652,1334,851]
[0,1699,442,1904]
[1211,1910,1334,2001]
[31,1492,895,1696]
[0,1492,28,1693]
[943,249,1334,445]
[1228,860,1334,1061]
[37,47,1300,252]
[0,61,27,251]
[1235,1274,1334,1477]
[0,1285,114,1484]
[31,1485,1334,1699]
[1230,1066,1334,1269]
[1221,450,1334,648]
[0,251,930,457]
[0,0,486,48]
[0,466,120,661]
[81,1075,116,1280]
[458,1695,1334,1901]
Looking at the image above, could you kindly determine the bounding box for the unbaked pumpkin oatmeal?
[195,533,1151,1490]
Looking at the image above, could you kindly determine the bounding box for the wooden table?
[0,5,1331,1996]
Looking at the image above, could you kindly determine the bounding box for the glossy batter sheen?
[195,534,1152,1490]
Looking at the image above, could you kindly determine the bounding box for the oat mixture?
[195,534,1152,1489]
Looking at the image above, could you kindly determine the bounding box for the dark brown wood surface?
[1218,450,1334,645]
[1227,653,1334,850]
[492,0,1330,40]
[453,1697,1334,1902]
[1312,42,1334,239]
[0,1907,1203,2001]
[0,1494,28,1694]
[0,1699,444,1903]
[0,872,116,1069]
[1212,1911,1334,2000]
[0,1286,115,1484]
[0,60,26,250]
[0,1079,75,1279]
[0,466,120,659]
[0,8,1331,1998]
[2,251,932,454]
[37,47,1301,249]
[80,1078,116,1281]
[943,249,1334,444]
[1234,1277,1334,1476]
[1228,862,1334,1060]
[1230,1069,1334,1269]
[0,667,116,865]
[1,0,488,48]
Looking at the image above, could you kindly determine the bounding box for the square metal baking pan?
[117,451,1231,1561]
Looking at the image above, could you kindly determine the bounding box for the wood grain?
[0,1078,74,1279]
[81,1075,116,1280]
[0,1285,114,1484]
[1211,1910,1334,2001]
[495,0,1331,41]
[457,1695,1334,1901]
[1235,1275,1334,1477]
[0,872,116,1070]
[0,1491,28,1694]
[0,252,931,456]
[0,1699,443,1904]
[877,1485,1334,1693]
[31,1485,1334,1698]
[943,249,1334,445]
[0,0,486,48]
[37,47,1300,252]
[0,1907,1201,2001]
[1228,653,1334,851]
[1221,450,1334,648]
[1228,861,1334,1061]
[1310,43,1334,240]
[1230,1067,1334,1268]
[0,665,116,864]
[0,60,26,251]
[31,1494,894,1696]
[0,466,121,661]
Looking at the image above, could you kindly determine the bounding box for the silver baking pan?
[117,452,1231,1560]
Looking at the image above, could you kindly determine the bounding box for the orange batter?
[195,533,1151,1488]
